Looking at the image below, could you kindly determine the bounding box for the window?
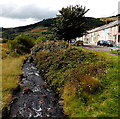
[119,26,120,33]
[118,35,120,42]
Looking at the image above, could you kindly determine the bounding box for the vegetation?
[53,5,89,42]
[110,50,120,55]
[35,34,54,44]
[8,34,35,55]
[1,56,26,109]
[0,43,27,111]
[0,38,8,43]
[2,19,54,40]
[100,14,119,23]
[1,6,119,118]
[83,17,106,29]
[2,16,106,40]
[32,41,119,117]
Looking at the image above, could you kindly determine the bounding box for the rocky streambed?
[8,59,64,118]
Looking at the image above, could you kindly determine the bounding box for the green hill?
[3,14,119,40]
[2,17,108,40]
[2,18,54,40]
[100,14,119,23]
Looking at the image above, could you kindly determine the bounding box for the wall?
[78,25,119,45]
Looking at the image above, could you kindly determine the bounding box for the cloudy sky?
[0,0,119,28]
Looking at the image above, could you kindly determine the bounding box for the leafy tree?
[53,5,89,42]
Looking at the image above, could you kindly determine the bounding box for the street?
[83,44,112,51]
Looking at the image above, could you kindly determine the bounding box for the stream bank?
[7,58,65,118]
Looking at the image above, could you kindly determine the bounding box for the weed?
[32,41,119,117]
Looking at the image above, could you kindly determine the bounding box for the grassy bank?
[32,41,119,117]
[0,43,27,110]
[66,46,119,117]
[1,56,26,109]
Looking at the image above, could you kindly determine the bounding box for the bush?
[32,41,118,117]
[35,36,47,44]
[2,38,9,43]
[8,34,35,55]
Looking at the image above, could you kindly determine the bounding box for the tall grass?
[64,46,119,117]
[1,55,26,109]
[0,44,2,114]
[33,42,119,117]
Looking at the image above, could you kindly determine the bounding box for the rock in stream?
[9,59,64,118]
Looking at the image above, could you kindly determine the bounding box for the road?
[83,44,112,51]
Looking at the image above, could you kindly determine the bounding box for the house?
[77,19,120,46]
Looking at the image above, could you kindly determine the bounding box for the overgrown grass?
[32,41,119,117]
[1,56,26,109]
[0,43,27,110]
[66,46,119,117]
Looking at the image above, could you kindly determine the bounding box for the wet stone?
[11,97,18,104]
[9,59,64,118]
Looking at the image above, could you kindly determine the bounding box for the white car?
[111,45,120,51]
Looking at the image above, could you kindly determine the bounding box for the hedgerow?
[32,41,119,117]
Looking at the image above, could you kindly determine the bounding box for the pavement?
[83,44,112,51]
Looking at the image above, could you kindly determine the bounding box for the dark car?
[97,40,107,46]
[106,40,115,47]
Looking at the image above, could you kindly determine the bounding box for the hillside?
[2,18,54,40]
[100,14,119,23]
[2,17,107,40]
[2,15,119,40]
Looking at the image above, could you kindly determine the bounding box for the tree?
[53,5,89,42]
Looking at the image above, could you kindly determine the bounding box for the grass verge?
[1,56,26,109]
[32,42,119,117]
[65,46,119,117]
[0,42,27,113]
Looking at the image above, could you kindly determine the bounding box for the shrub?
[32,41,118,117]
[2,38,9,43]
[33,42,104,93]
[8,34,35,55]
[35,36,47,44]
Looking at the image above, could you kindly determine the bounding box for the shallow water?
[9,60,64,118]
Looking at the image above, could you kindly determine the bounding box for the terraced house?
[79,19,120,45]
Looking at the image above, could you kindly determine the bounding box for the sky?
[0,0,119,28]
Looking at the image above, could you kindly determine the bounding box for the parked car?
[76,40,84,46]
[97,40,107,46]
[106,40,115,47]
[111,45,120,51]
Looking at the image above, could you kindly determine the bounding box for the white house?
[77,20,120,46]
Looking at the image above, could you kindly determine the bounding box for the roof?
[88,20,120,33]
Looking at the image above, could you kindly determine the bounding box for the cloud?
[1,3,58,20]
[118,1,120,14]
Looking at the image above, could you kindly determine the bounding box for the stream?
[9,59,64,118]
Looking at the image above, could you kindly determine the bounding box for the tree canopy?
[53,5,89,42]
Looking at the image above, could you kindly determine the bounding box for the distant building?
[77,20,120,45]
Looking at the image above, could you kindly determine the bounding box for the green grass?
[0,43,27,110]
[67,46,119,117]
[1,56,26,109]
[33,42,119,117]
